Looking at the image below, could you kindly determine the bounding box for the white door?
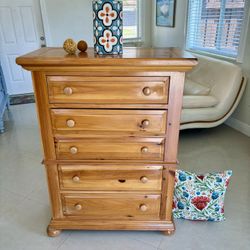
[0,0,45,95]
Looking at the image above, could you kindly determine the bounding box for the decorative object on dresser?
[16,47,197,236]
[77,40,88,53]
[93,0,123,54]
[63,39,77,55]
[0,62,9,133]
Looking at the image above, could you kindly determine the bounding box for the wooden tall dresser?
[17,48,197,236]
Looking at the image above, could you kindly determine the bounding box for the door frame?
[39,0,52,46]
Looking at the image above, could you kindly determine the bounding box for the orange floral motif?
[99,30,118,52]
[98,3,117,26]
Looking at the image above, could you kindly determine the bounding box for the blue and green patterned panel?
[93,0,123,55]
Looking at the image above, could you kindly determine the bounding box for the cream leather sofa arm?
[180,54,247,130]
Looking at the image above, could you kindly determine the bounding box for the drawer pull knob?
[143,87,151,96]
[70,146,78,154]
[72,175,80,182]
[140,176,148,183]
[141,147,149,154]
[66,119,75,128]
[140,204,148,212]
[63,87,73,96]
[74,204,82,211]
[141,119,150,128]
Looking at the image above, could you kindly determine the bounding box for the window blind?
[123,0,140,40]
[186,0,246,58]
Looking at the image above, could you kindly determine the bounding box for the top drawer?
[47,76,169,104]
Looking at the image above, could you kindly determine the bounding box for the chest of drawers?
[17,47,197,236]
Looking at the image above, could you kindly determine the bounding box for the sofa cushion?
[183,95,219,109]
[184,78,210,96]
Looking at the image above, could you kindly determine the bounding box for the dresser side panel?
[162,72,185,221]
[32,71,63,218]
[164,72,185,162]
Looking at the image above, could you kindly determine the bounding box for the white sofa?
[180,54,247,130]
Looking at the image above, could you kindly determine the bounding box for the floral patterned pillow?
[173,169,232,221]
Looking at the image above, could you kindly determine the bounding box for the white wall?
[42,0,93,46]
[230,20,250,127]
[151,0,187,48]
[42,0,153,47]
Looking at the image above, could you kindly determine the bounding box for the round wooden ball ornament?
[77,40,88,52]
[63,38,77,54]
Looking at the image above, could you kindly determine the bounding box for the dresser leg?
[162,230,175,236]
[47,225,61,237]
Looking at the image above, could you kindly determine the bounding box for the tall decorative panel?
[93,0,123,55]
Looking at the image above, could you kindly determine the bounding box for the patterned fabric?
[173,169,232,221]
[93,0,123,55]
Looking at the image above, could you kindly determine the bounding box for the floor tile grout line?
[56,232,73,250]
[157,237,164,250]
[127,234,163,249]
[126,235,160,249]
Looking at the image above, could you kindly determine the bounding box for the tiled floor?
[0,103,249,250]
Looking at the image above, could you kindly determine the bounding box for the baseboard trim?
[10,93,35,105]
[225,117,250,137]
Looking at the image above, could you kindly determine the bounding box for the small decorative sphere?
[77,40,88,52]
[63,38,77,54]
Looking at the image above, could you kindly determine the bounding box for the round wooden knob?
[143,87,151,96]
[140,176,148,183]
[72,175,80,182]
[66,119,75,128]
[141,147,149,154]
[63,87,73,96]
[141,119,150,128]
[70,146,78,154]
[139,204,148,212]
[74,204,82,211]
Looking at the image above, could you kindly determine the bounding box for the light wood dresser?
[17,48,197,236]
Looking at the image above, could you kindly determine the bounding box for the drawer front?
[59,165,163,191]
[56,138,165,161]
[48,76,169,104]
[51,109,167,135]
[62,193,161,220]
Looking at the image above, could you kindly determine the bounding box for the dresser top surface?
[16,47,198,70]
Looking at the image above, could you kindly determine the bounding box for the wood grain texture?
[48,76,169,104]
[164,72,185,162]
[31,72,62,219]
[49,218,175,232]
[56,137,165,161]
[16,47,197,235]
[165,167,177,221]
[51,109,167,136]
[49,103,169,110]
[58,164,163,191]
[16,47,197,70]
[31,72,56,160]
[62,193,161,220]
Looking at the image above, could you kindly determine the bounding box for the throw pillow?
[173,169,232,221]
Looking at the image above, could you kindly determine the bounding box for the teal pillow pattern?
[173,170,232,221]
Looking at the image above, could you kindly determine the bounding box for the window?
[123,0,141,41]
[186,0,246,58]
